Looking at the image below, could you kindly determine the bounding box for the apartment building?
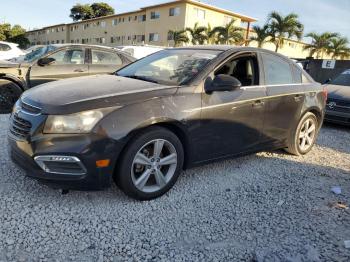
[26,0,311,58]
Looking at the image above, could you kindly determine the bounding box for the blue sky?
[1,0,349,41]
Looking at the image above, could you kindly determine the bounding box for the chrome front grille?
[9,113,32,139]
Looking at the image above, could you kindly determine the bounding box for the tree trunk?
[275,42,279,52]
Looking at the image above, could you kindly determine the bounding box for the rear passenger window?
[91,50,122,65]
[261,53,293,85]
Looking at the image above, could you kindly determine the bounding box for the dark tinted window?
[262,53,293,85]
[330,70,350,86]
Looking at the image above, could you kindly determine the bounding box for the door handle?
[74,69,86,72]
[252,100,265,107]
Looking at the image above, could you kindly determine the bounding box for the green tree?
[267,11,304,52]
[91,2,114,17]
[303,32,339,58]
[212,19,243,45]
[327,37,350,59]
[168,29,189,47]
[250,24,270,48]
[0,23,29,48]
[70,4,94,21]
[186,22,208,45]
[206,23,217,44]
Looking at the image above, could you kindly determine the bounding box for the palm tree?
[212,19,243,45]
[267,11,304,52]
[250,24,270,48]
[168,29,189,47]
[327,37,350,59]
[186,22,208,45]
[303,32,339,58]
[206,23,217,45]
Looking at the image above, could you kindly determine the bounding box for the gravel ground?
[0,114,349,262]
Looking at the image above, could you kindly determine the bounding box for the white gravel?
[0,114,349,262]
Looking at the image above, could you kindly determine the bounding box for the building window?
[112,19,118,26]
[128,16,131,22]
[122,17,125,22]
[61,27,65,31]
[150,11,160,20]
[128,36,131,40]
[194,8,205,20]
[167,31,174,40]
[56,40,59,44]
[51,28,54,32]
[47,29,50,34]
[101,21,106,27]
[134,15,138,21]
[56,28,59,32]
[223,16,232,25]
[61,40,64,43]
[138,14,146,22]
[149,33,159,42]
[169,7,180,16]
[83,23,89,30]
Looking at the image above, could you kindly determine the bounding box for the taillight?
[322,87,328,102]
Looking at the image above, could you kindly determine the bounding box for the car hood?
[0,60,20,68]
[325,84,350,101]
[21,74,178,114]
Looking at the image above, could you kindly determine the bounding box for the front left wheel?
[115,127,184,200]
[0,80,22,114]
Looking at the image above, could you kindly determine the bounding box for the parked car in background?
[115,45,163,59]
[0,44,135,113]
[324,69,350,125]
[0,41,25,61]
[8,46,326,200]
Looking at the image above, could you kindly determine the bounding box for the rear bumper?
[8,133,124,191]
[325,110,350,126]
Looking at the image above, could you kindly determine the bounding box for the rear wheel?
[0,80,22,114]
[115,127,184,200]
[285,112,318,155]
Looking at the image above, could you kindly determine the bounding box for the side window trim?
[44,47,86,65]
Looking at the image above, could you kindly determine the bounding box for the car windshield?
[330,70,350,86]
[116,49,221,85]
[21,45,57,63]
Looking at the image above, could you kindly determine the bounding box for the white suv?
[0,41,25,61]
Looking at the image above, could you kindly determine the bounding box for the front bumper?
[325,109,350,126]
[8,131,124,191]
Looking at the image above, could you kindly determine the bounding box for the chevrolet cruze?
[8,46,326,200]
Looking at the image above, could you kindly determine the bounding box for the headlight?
[44,109,107,134]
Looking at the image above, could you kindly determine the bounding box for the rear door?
[260,52,306,144]
[29,47,88,87]
[88,48,124,75]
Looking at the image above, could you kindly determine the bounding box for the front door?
[196,52,267,162]
[29,47,88,87]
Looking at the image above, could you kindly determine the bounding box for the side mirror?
[37,57,55,66]
[205,74,242,93]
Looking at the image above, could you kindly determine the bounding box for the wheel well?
[113,122,190,177]
[308,109,322,128]
[0,77,24,92]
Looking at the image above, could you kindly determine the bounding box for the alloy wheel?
[298,118,316,152]
[131,139,178,193]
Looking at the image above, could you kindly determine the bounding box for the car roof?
[0,41,19,47]
[172,45,292,60]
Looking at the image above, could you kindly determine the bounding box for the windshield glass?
[330,70,350,86]
[117,49,221,85]
[21,45,57,63]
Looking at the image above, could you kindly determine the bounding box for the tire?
[0,80,22,114]
[115,126,184,200]
[285,112,319,156]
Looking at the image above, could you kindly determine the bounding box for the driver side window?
[47,48,84,65]
[215,54,259,86]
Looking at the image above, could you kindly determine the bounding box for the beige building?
[26,0,314,58]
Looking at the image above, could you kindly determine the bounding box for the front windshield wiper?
[120,75,159,84]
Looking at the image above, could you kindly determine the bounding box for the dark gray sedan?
[0,44,135,113]
[324,69,350,125]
